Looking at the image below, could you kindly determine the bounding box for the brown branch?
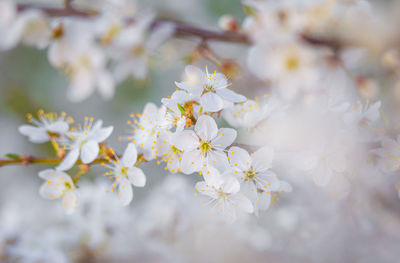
[16,3,250,44]
[0,154,145,168]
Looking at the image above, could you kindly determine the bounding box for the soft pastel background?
[1,0,400,262]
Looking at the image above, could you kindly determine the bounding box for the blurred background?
[1,0,400,262]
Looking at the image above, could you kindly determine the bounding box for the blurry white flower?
[175,65,246,112]
[248,42,319,100]
[103,143,146,205]
[195,166,253,221]
[62,44,115,102]
[127,103,167,160]
[38,169,78,214]
[110,14,173,81]
[57,118,113,171]
[344,100,381,128]
[18,111,70,143]
[174,115,236,174]
[0,0,24,50]
[156,131,183,173]
[223,98,286,130]
[377,136,400,173]
[19,10,51,49]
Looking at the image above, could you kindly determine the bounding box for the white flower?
[103,143,146,206]
[110,14,173,81]
[156,131,183,173]
[127,103,167,160]
[175,65,246,112]
[248,42,319,100]
[0,0,24,50]
[48,18,96,67]
[195,166,253,221]
[377,136,400,173]
[174,115,236,174]
[19,10,51,49]
[57,118,113,171]
[18,111,70,143]
[62,44,115,102]
[223,98,286,130]
[38,169,78,214]
[344,100,381,128]
[161,90,193,132]
[227,146,291,214]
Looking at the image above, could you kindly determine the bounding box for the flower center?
[64,181,73,190]
[120,166,128,177]
[171,145,182,155]
[285,55,299,71]
[202,85,215,95]
[217,188,229,200]
[244,168,257,182]
[199,141,212,155]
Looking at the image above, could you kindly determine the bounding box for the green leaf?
[177,104,186,114]
[5,153,20,159]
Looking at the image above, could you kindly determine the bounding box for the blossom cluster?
[4,0,400,224]
[0,0,172,102]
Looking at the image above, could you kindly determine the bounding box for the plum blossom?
[227,146,291,214]
[127,103,168,160]
[377,136,400,173]
[103,144,146,206]
[18,10,51,49]
[223,98,286,130]
[110,14,174,81]
[57,118,113,171]
[174,115,236,174]
[248,42,319,100]
[195,166,253,221]
[175,65,246,112]
[18,111,70,143]
[38,169,78,214]
[0,0,25,50]
[156,131,183,173]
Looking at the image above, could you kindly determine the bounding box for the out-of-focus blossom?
[38,169,78,214]
[195,166,253,221]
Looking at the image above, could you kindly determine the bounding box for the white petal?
[180,150,203,174]
[38,169,57,180]
[57,149,80,171]
[80,140,99,164]
[18,125,49,143]
[216,88,246,103]
[211,128,237,149]
[61,190,78,214]
[67,70,96,103]
[202,166,224,187]
[221,176,240,194]
[97,71,115,100]
[228,146,251,171]
[91,126,113,142]
[173,130,199,151]
[257,191,271,211]
[200,92,223,112]
[118,179,133,206]
[47,121,69,134]
[195,115,218,141]
[252,146,274,172]
[234,195,254,214]
[127,167,146,187]
[207,150,230,172]
[279,180,293,192]
[122,143,138,167]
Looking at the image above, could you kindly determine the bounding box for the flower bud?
[218,15,239,32]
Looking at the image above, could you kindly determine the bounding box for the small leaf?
[5,153,20,159]
[177,104,186,114]
[243,5,256,16]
